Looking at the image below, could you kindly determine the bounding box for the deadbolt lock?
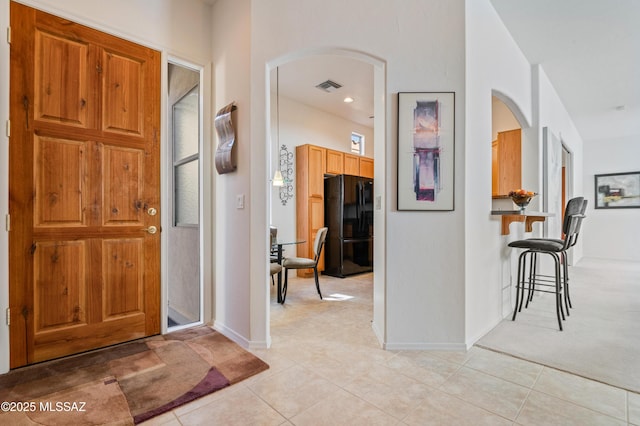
[147,207,157,216]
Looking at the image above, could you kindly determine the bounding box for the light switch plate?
[236,194,245,209]
[375,195,382,210]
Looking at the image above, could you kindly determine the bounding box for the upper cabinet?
[306,145,326,197]
[359,157,374,179]
[324,147,373,178]
[344,153,360,175]
[326,149,344,175]
[492,128,521,196]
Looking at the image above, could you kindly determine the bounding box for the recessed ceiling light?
[343,97,354,103]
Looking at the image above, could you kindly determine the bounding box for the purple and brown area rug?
[0,326,269,424]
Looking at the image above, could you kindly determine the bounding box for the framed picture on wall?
[594,171,640,209]
[397,92,455,211]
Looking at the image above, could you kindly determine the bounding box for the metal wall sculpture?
[214,102,237,174]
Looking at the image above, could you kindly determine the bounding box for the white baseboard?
[371,321,385,348]
[370,321,469,351]
[383,342,468,351]
[466,319,503,349]
[212,320,251,349]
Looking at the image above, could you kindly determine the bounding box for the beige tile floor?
[145,273,640,425]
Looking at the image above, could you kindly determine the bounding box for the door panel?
[34,30,90,126]
[9,3,160,367]
[102,238,144,318]
[34,136,88,226]
[102,50,144,135]
[34,241,87,332]
[103,146,145,225]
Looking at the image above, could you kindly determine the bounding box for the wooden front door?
[8,3,161,368]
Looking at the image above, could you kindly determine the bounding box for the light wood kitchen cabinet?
[344,153,360,175]
[296,144,326,277]
[326,149,344,175]
[492,128,521,196]
[295,144,374,276]
[359,157,374,179]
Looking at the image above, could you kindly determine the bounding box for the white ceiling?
[276,55,375,128]
[276,1,639,141]
[490,0,640,141]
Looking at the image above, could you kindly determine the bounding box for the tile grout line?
[513,359,545,424]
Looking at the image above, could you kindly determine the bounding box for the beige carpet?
[477,258,640,393]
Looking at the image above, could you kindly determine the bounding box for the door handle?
[141,226,158,234]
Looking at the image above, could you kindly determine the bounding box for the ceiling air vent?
[315,79,342,93]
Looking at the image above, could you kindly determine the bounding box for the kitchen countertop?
[491,211,554,235]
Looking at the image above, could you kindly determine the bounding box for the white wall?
[0,0,601,374]
[222,0,587,351]
[0,0,213,374]
[465,1,586,345]
[583,134,640,262]
[536,66,585,258]
[245,0,467,349]
[465,0,534,344]
[209,0,257,346]
[270,96,374,259]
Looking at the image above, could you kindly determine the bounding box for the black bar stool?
[508,197,585,330]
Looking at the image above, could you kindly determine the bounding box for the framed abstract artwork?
[397,92,455,211]
[594,171,640,209]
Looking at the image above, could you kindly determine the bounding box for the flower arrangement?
[509,189,537,210]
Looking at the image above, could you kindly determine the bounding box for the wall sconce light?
[278,144,294,205]
[271,66,294,205]
[272,170,284,187]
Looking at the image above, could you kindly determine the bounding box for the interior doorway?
[166,61,203,330]
[266,50,386,345]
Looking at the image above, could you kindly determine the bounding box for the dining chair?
[269,226,279,287]
[508,197,584,330]
[270,262,282,287]
[281,227,328,303]
[270,226,279,264]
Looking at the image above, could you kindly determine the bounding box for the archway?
[264,48,387,346]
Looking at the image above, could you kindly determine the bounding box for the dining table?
[272,238,305,303]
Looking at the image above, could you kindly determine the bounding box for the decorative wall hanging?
[397,92,455,211]
[278,144,294,206]
[214,102,237,174]
[594,171,640,209]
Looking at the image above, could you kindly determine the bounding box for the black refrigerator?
[324,174,374,277]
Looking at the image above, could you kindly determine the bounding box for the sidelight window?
[173,86,200,226]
